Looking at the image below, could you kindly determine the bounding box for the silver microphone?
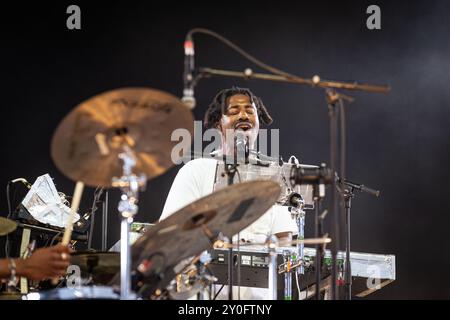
[182,36,196,109]
[235,131,249,163]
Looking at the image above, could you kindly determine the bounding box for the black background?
[1,0,450,299]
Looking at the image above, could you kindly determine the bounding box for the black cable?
[305,268,309,299]
[187,28,304,81]
[49,231,63,247]
[5,182,12,257]
[87,186,104,250]
[213,284,225,300]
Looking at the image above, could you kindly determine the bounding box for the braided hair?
[203,86,273,129]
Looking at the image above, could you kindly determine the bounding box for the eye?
[227,107,239,115]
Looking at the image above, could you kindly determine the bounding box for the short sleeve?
[270,205,298,236]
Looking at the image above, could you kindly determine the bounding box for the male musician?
[0,244,70,282]
[160,87,298,299]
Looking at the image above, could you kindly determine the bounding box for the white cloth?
[22,174,80,228]
[160,158,298,299]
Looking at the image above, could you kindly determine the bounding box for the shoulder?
[180,158,218,173]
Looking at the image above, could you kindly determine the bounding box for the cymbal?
[51,87,194,187]
[129,180,281,286]
[0,217,17,236]
[70,252,119,285]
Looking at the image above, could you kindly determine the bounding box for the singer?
[159,86,298,299]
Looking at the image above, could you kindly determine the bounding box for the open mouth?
[235,122,252,131]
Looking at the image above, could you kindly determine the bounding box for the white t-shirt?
[160,158,298,299]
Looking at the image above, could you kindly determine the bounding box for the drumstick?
[51,181,84,285]
[62,181,84,245]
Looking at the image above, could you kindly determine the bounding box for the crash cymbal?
[0,217,17,236]
[70,252,119,285]
[129,180,281,288]
[51,87,194,187]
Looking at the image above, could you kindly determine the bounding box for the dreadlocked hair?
[203,86,273,129]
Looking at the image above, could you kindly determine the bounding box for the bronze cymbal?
[70,251,119,285]
[51,87,194,187]
[130,180,281,280]
[0,217,17,236]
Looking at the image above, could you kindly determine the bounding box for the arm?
[0,244,71,281]
[159,161,205,221]
[271,205,298,243]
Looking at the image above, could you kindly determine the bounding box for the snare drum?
[23,286,119,300]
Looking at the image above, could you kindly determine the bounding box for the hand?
[16,244,72,281]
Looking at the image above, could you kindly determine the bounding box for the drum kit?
[0,86,333,300]
[0,26,396,300]
[1,82,393,301]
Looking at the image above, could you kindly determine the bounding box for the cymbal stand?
[112,147,146,300]
[267,235,278,300]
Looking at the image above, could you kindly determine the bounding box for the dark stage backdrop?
[1,0,450,299]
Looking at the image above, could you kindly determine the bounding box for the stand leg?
[314,201,321,300]
[327,90,340,300]
[228,247,233,300]
[268,243,277,300]
[102,191,108,251]
[120,217,132,300]
[344,192,352,300]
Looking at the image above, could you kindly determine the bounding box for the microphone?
[182,35,196,109]
[235,131,249,163]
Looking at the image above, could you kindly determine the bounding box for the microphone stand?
[223,162,238,300]
[188,47,389,300]
[339,179,380,300]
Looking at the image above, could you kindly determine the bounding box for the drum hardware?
[166,252,217,300]
[282,250,295,300]
[111,147,146,300]
[128,180,281,299]
[289,162,333,300]
[267,235,278,300]
[50,87,195,299]
[23,286,120,300]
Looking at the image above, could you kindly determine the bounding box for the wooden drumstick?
[62,181,84,245]
[51,181,84,285]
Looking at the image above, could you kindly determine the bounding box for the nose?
[238,109,249,121]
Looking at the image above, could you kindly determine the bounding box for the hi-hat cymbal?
[70,252,119,285]
[51,87,194,187]
[0,217,17,236]
[124,180,281,293]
